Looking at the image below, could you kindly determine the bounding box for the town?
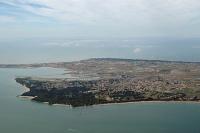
[14,58,200,107]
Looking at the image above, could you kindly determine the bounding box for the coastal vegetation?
[13,58,200,107]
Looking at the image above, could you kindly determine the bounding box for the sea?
[0,37,200,64]
[0,38,200,133]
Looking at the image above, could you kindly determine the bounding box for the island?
[2,58,200,107]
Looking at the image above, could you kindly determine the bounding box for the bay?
[0,68,200,133]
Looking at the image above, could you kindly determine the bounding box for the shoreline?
[16,80,200,107]
[57,101,199,107]
[17,84,200,106]
[96,100,200,107]
[17,95,36,100]
[17,95,200,107]
[45,100,200,108]
[17,85,36,100]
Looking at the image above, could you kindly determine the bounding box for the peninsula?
[2,58,200,107]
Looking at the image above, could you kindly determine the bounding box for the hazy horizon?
[1,1,200,133]
[0,1,200,64]
[0,37,200,64]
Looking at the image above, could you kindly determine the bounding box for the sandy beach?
[17,83,200,107]
[42,100,200,108]
[17,85,36,99]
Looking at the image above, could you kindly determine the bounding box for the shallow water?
[0,68,200,133]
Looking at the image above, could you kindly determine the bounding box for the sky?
[1,0,200,40]
[0,0,200,63]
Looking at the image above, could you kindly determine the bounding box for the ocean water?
[0,38,200,64]
[0,67,200,133]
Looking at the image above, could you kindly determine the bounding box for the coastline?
[17,84,200,106]
[45,100,200,108]
[96,100,200,107]
[17,85,36,100]
[17,82,200,107]
[19,97,200,107]
[18,95,36,100]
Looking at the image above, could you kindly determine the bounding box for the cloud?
[133,48,142,53]
[43,41,78,47]
[42,39,159,49]
[1,0,200,38]
[2,0,200,25]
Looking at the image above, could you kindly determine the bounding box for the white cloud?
[42,40,159,49]
[1,0,200,37]
[4,0,200,25]
[133,48,142,53]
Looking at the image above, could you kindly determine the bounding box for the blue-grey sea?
[0,38,200,133]
[0,38,200,63]
[0,68,200,133]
